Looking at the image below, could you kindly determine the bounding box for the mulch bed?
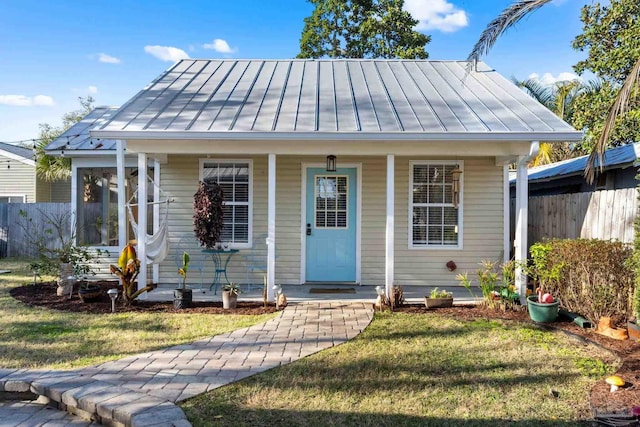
[9,281,278,315]
[7,283,640,420]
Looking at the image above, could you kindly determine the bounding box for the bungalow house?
[0,141,70,203]
[48,59,582,301]
[509,142,640,197]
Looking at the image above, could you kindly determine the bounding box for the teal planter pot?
[527,295,559,323]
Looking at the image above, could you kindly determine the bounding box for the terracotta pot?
[628,320,640,341]
[424,297,453,309]
[222,291,238,309]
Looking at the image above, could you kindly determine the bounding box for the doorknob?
[306,223,312,236]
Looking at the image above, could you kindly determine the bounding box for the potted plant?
[78,280,102,302]
[424,287,453,309]
[527,288,559,323]
[174,252,192,309]
[222,283,241,309]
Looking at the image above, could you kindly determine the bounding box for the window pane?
[413,184,427,204]
[411,162,461,247]
[428,226,442,244]
[428,184,444,203]
[233,224,248,243]
[218,163,235,182]
[428,207,442,225]
[220,183,234,202]
[235,183,249,202]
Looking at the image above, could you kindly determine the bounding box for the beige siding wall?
[35,178,51,202]
[0,155,35,202]
[49,178,71,202]
[158,154,504,288]
[395,157,504,287]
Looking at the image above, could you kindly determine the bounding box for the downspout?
[514,141,539,304]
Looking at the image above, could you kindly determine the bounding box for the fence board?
[0,203,72,258]
[524,188,637,246]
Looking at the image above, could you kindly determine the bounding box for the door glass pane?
[315,175,348,229]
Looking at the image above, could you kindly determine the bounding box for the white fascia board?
[0,149,35,166]
[91,130,584,142]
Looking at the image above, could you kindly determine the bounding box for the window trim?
[408,160,464,250]
[199,158,253,249]
[0,194,26,203]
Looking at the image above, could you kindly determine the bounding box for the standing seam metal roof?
[46,107,119,151]
[93,59,581,140]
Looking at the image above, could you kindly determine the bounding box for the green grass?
[0,259,277,369]
[181,312,617,427]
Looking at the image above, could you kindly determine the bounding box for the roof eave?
[91,130,583,142]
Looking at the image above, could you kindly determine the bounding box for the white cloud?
[98,53,121,64]
[87,86,98,94]
[404,0,469,33]
[0,94,54,107]
[528,72,581,85]
[203,38,236,54]
[144,45,190,62]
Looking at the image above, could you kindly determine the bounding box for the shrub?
[529,239,633,324]
[193,180,224,249]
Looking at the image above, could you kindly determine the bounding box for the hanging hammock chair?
[125,178,172,264]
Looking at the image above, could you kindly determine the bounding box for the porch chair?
[241,234,269,292]
[174,235,206,292]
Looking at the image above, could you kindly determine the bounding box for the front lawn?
[182,311,616,426]
[0,259,277,369]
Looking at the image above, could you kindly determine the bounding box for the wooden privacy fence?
[510,188,638,250]
[0,203,72,258]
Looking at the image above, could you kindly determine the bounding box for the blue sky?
[0,0,587,142]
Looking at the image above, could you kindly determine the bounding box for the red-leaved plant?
[193,180,224,249]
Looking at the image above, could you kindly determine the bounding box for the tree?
[514,77,603,165]
[467,0,640,182]
[298,0,430,59]
[34,96,94,181]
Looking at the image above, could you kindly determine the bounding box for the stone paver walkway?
[0,302,373,426]
[0,399,97,426]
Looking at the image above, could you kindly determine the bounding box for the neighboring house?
[0,142,70,203]
[48,59,582,300]
[509,142,640,197]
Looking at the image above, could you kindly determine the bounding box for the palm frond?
[515,78,554,110]
[585,57,640,183]
[466,0,552,70]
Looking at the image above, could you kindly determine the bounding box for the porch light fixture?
[451,165,463,209]
[326,155,337,172]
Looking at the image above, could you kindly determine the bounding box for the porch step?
[0,370,190,427]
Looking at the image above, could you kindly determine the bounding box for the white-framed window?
[409,161,463,249]
[200,159,252,248]
[0,195,26,203]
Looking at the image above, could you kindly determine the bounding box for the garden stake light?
[107,288,118,313]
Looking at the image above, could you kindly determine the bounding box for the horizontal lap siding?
[0,155,35,202]
[394,157,504,287]
[157,154,504,288]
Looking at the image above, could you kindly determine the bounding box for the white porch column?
[514,141,539,303]
[385,154,395,299]
[116,140,126,249]
[152,159,160,284]
[503,164,510,263]
[137,152,148,292]
[266,154,276,302]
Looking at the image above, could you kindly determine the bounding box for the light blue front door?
[305,167,357,282]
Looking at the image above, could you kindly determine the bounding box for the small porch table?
[202,249,239,294]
